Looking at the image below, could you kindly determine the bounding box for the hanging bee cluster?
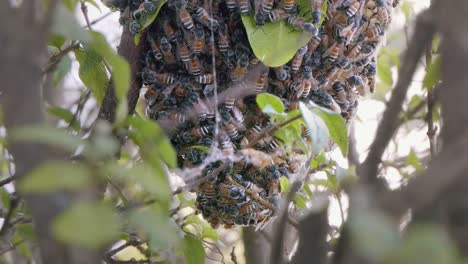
[106,0,395,228]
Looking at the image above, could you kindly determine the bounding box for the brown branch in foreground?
[231,247,239,264]
[426,88,437,157]
[358,9,435,186]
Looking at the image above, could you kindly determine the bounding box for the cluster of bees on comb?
[105,0,396,228]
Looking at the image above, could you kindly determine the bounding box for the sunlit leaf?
[202,224,218,241]
[183,235,205,264]
[53,202,121,248]
[256,93,285,115]
[312,106,348,156]
[311,151,326,169]
[299,102,329,155]
[48,34,66,49]
[135,0,168,33]
[377,54,393,86]
[63,0,79,11]
[74,48,108,103]
[20,161,92,193]
[405,149,424,173]
[241,8,313,67]
[401,2,414,24]
[294,193,308,209]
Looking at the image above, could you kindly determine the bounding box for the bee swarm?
[106,0,395,228]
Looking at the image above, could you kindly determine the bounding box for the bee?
[189,56,203,75]
[218,23,230,52]
[226,122,242,140]
[142,70,177,85]
[199,181,216,199]
[287,16,318,35]
[220,133,235,155]
[238,0,251,15]
[195,6,220,28]
[219,183,245,200]
[291,45,308,72]
[226,0,237,11]
[261,0,275,13]
[307,35,322,54]
[310,89,341,113]
[266,137,281,151]
[231,56,249,82]
[254,71,268,94]
[162,20,176,41]
[209,215,221,229]
[147,35,163,61]
[166,111,187,126]
[332,82,349,103]
[322,40,344,62]
[160,36,177,64]
[192,25,205,54]
[267,177,280,196]
[175,0,194,30]
[175,32,192,63]
[274,65,290,81]
[129,21,142,34]
[239,201,259,216]
[194,73,214,84]
[131,1,156,21]
[283,0,295,11]
[232,175,264,193]
[364,25,383,40]
[347,43,362,60]
[346,0,363,17]
[311,0,323,24]
[266,8,290,22]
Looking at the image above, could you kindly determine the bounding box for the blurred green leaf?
[127,117,177,168]
[63,0,79,11]
[377,55,393,86]
[350,209,400,262]
[311,151,326,169]
[52,54,72,86]
[299,102,330,155]
[183,235,205,264]
[48,107,79,129]
[256,93,285,115]
[20,161,92,193]
[423,55,441,90]
[191,145,211,153]
[202,224,218,241]
[16,224,35,240]
[130,206,178,251]
[280,176,291,193]
[48,34,66,49]
[241,0,313,67]
[74,48,108,103]
[131,163,171,203]
[11,125,86,153]
[401,1,414,24]
[53,202,121,248]
[52,5,90,42]
[388,225,459,264]
[0,188,10,209]
[312,106,348,156]
[293,193,307,209]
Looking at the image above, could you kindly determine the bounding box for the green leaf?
[202,224,219,241]
[405,149,424,173]
[20,161,92,193]
[74,48,108,103]
[63,0,79,11]
[311,151,327,169]
[16,224,36,240]
[377,55,393,86]
[11,125,86,153]
[135,0,168,33]
[350,209,400,262]
[129,206,178,251]
[0,188,10,209]
[312,107,348,156]
[256,93,285,114]
[400,2,414,24]
[52,202,121,248]
[389,225,459,264]
[299,102,330,155]
[131,163,171,203]
[241,14,312,67]
[280,176,291,192]
[293,193,308,209]
[52,5,90,42]
[127,117,177,168]
[52,54,72,86]
[423,56,441,90]
[48,34,66,49]
[183,235,205,264]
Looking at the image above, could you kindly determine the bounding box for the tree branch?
[358,9,435,186]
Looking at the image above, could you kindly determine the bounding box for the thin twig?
[246,114,302,149]
[0,175,16,187]
[68,90,92,129]
[231,247,239,264]
[358,9,435,186]
[0,239,26,256]
[83,11,113,28]
[43,42,80,74]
